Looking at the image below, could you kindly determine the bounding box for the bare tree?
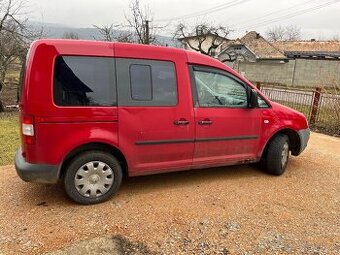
[266,25,301,41]
[125,0,154,44]
[93,24,116,41]
[62,31,79,39]
[266,25,286,42]
[174,22,232,56]
[93,24,134,43]
[0,0,42,111]
[94,0,156,44]
[285,25,301,41]
[0,0,25,111]
[331,34,339,41]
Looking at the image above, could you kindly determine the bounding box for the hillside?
[32,22,181,47]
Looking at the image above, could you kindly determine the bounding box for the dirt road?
[0,132,339,254]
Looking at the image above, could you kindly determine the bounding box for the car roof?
[32,39,231,71]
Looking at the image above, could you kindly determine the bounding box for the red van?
[15,40,309,204]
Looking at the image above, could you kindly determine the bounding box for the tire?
[263,134,290,176]
[63,151,123,204]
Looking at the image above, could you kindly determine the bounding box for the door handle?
[174,119,190,126]
[198,119,213,125]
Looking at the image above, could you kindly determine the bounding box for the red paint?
[19,39,309,177]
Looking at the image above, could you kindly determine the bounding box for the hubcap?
[281,142,289,168]
[89,174,100,184]
[74,161,114,198]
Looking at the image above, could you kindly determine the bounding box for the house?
[272,40,340,60]
[178,33,230,57]
[179,30,340,87]
[217,31,287,65]
[216,32,340,88]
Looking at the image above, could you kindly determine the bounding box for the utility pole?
[145,20,150,44]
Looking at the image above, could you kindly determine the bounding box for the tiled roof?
[272,41,340,52]
[220,31,286,59]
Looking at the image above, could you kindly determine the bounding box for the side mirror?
[248,89,258,108]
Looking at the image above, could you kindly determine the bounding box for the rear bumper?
[15,149,60,184]
[297,128,310,154]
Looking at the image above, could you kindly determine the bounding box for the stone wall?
[238,59,340,88]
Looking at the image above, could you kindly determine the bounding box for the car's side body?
[15,40,309,203]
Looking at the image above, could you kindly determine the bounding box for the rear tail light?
[22,114,35,144]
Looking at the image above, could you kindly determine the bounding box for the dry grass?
[262,84,340,136]
[5,69,20,81]
[0,112,19,165]
[1,67,20,106]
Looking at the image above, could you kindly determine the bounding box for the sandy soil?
[0,132,339,255]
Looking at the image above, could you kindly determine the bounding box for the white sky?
[28,0,340,40]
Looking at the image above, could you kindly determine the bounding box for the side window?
[54,56,116,106]
[258,96,270,108]
[117,58,177,106]
[193,69,248,108]
[130,64,152,100]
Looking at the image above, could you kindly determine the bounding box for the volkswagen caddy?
[15,40,310,204]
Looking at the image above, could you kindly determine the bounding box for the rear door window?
[116,58,177,106]
[54,56,116,106]
[130,64,152,101]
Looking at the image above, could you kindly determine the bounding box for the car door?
[190,65,262,168]
[116,58,195,175]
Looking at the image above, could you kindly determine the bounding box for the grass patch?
[262,85,340,136]
[5,70,20,81]
[0,112,19,166]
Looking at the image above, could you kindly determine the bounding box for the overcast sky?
[28,0,340,40]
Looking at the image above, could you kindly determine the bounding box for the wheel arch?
[59,142,128,180]
[262,128,301,158]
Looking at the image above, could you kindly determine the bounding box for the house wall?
[238,59,340,88]
[292,59,340,87]
[218,45,257,62]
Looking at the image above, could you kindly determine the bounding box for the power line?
[155,0,240,22]
[155,0,251,22]
[234,0,320,27]
[238,0,340,31]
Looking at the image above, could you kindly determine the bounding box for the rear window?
[54,56,116,106]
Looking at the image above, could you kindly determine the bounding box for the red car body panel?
[17,39,309,181]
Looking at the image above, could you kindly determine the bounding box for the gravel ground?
[0,132,339,255]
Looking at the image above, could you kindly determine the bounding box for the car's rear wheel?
[263,134,290,176]
[64,151,122,204]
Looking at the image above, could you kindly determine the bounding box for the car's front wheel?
[63,151,123,204]
[263,134,290,176]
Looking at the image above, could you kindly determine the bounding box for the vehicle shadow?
[120,163,263,195]
[18,163,271,206]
